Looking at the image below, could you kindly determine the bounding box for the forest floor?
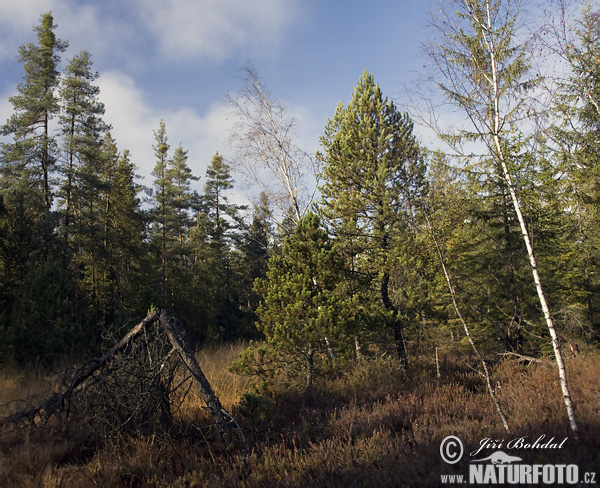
[0,342,598,487]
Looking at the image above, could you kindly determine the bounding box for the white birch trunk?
[479,0,578,437]
[354,335,362,362]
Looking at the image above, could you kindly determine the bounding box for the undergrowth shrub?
[0,344,598,487]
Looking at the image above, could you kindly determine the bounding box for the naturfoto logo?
[471,451,523,464]
[439,435,596,485]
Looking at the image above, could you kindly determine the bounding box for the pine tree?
[1,12,67,212]
[167,145,199,245]
[150,120,172,299]
[149,122,199,312]
[318,70,427,369]
[202,152,247,340]
[0,14,86,362]
[164,144,200,322]
[102,143,149,325]
[231,212,346,392]
[58,50,109,244]
[189,210,219,342]
[71,131,113,335]
[203,152,241,248]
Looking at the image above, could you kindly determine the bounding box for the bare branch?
[228,66,317,225]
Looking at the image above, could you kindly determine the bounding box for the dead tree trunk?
[1,310,243,442]
[158,311,242,438]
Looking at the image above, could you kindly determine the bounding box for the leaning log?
[1,309,242,442]
[157,310,243,439]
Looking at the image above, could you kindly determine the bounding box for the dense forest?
[1,0,598,433]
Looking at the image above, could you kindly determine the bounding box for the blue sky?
[0,0,436,202]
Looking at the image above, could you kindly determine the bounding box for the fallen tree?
[0,309,243,442]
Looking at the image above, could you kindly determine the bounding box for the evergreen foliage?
[1,12,67,213]
[231,212,349,391]
[550,4,600,337]
[318,70,427,368]
[0,6,597,378]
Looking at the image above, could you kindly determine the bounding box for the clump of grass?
[0,362,57,409]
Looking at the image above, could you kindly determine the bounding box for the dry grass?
[0,362,59,408]
[0,344,598,487]
[194,341,254,411]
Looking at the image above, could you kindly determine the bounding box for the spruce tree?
[550,4,600,334]
[428,0,578,435]
[241,192,272,313]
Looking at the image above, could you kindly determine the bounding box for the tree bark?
[2,310,243,442]
[381,271,408,370]
[324,336,335,362]
[0,310,160,428]
[305,344,315,394]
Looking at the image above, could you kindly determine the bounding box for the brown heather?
[0,344,598,487]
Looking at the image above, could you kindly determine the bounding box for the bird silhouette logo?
[471,451,523,464]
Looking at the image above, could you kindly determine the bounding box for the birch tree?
[228,67,316,226]
[427,0,578,436]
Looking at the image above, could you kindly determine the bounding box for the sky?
[0,0,437,205]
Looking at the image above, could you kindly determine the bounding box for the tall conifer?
[319,70,426,369]
[1,13,67,212]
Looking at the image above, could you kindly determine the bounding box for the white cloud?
[0,0,55,61]
[0,0,53,28]
[0,87,16,140]
[97,68,321,214]
[0,0,143,74]
[133,0,301,61]
[1,0,305,71]
[54,4,131,63]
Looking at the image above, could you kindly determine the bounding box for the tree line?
[0,13,275,362]
[0,2,598,434]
